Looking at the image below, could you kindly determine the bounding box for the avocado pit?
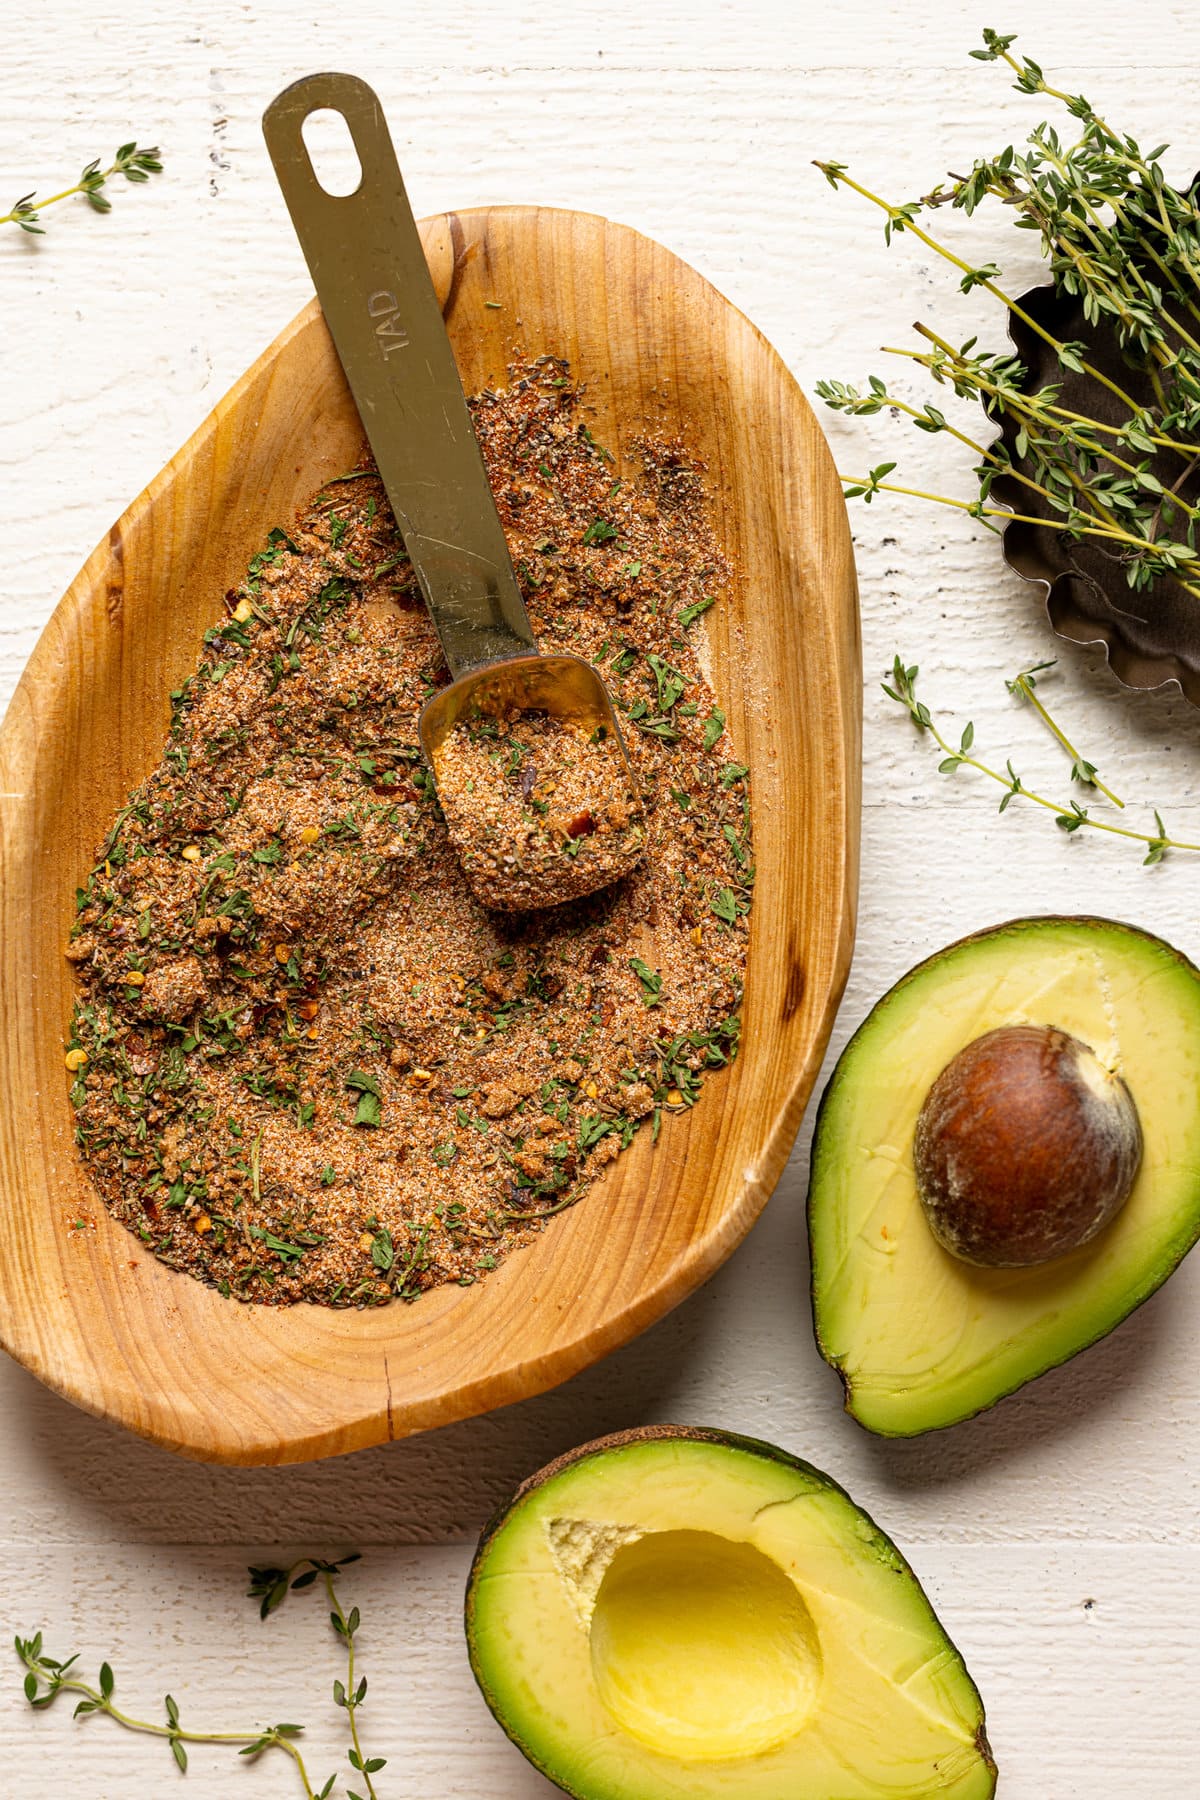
[914,1023,1143,1268]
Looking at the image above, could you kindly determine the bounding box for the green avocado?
[808,915,1200,1436]
[466,1426,996,1799]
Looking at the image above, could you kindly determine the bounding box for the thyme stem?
[880,393,1130,529]
[835,473,1200,606]
[886,342,1200,460]
[1009,669,1125,808]
[323,1571,382,1800]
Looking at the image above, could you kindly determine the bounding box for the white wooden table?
[3,3,1199,1793]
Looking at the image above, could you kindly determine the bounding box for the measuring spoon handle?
[263,72,534,676]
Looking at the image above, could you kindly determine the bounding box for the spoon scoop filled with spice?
[263,73,644,910]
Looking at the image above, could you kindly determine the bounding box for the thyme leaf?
[630,956,663,1005]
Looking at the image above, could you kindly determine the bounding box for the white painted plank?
[3,2,1200,1794]
[0,1544,1196,1797]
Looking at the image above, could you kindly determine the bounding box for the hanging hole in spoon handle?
[262,71,536,678]
[299,107,363,198]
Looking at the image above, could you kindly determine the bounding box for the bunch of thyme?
[15,1553,385,1799]
[3,142,162,234]
[816,29,1200,602]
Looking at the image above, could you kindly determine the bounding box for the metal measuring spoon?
[262,73,642,909]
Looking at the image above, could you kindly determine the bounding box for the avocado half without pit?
[808,915,1200,1436]
[466,1427,997,1799]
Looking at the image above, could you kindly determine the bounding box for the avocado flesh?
[467,1430,995,1800]
[809,916,1200,1436]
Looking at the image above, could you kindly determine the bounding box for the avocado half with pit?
[808,915,1200,1436]
[466,1426,996,1798]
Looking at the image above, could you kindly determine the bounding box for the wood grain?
[0,206,859,1465]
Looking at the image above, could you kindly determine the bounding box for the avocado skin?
[465,1424,997,1798]
[807,914,1200,1437]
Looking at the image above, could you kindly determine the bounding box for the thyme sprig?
[15,1637,317,1791]
[884,656,1199,864]
[16,1552,378,1800]
[816,30,1200,603]
[3,142,162,234]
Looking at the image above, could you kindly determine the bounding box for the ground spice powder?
[433,708,646,911]
[65,356,753,1307]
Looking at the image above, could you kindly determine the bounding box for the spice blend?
[66,356,753,1307]
[433,708,646,911]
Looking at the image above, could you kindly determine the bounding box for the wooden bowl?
[0,208,859,1464]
